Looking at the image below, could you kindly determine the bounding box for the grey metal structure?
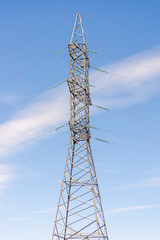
[52,12,109,240]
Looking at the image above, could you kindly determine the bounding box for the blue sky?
[0,1,160,240]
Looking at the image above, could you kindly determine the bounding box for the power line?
[1,125,159,174]
[2,104,159,154]
[0,111,70,145]
[88,125,160,143]
[91,66,160,88]
[2,48,160,115]
[88,80,160,105]
[2,105,159,157]
[0,48,67,85]
[88,14,160,36]
[0,76,67,114]
[1,85,160,157]
[1,98,160,153]
[1,100,160,150]
[0,13,73,59]
[87,49,160,71]
[0,55,53,84]
[1,70,159,118]
[3,43,159,88]
[0,143,68,173]
[93,137,160,155]
[92,104,160,124]
[0,125,68,156]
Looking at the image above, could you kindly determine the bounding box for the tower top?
[70,12,87,45]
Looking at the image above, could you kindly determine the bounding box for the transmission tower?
[52,12,109,240]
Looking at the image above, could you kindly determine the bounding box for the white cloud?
[105,204,159,214]
[34,207,57,214]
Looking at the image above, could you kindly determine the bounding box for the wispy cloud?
[8,217,30,221]
[105,204,159,214]
[34,207,57,214]
[90,45,160,109]
[0,90,69,157]
[110,175,160,191]
[127,176,160,188]
[0,164,14,194]
[0,92,18,105]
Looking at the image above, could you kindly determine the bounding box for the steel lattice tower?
[52,12,109,240]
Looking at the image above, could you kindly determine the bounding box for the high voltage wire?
[1,47,159,117]
[2,115,159,157]
[0,125,68,156]
[0,47,67,85]
[89,49,156,71]
[0,14,160,171]
[0,13,74,59]
[2,13,160,194]
[1,122,160,171]
[86,81,160,105]
[0,143,68,174]
[0,55,54,84]
[1,107,160,155]
[1,99,160,150]
[92,104,160,124]
[87,13,160,36]
[86,49,160,71]
[1,46,160,157]
[1,74,160,119]
[0,111,70,145]
[1,76,159,117]
[1,12,157,63]
[1,82,160,152]
[1,134,159,175]
[1,45,160,88]
[1,127,160,174]
[93,137,160,155]
[88,125,160,143]
[0,77,67,114]
[91,66,160,88]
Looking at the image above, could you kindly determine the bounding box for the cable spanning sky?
[0,1,160,240]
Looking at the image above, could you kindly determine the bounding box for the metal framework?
[52,12,109,240]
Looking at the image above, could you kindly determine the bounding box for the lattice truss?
[52,13,109,240]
